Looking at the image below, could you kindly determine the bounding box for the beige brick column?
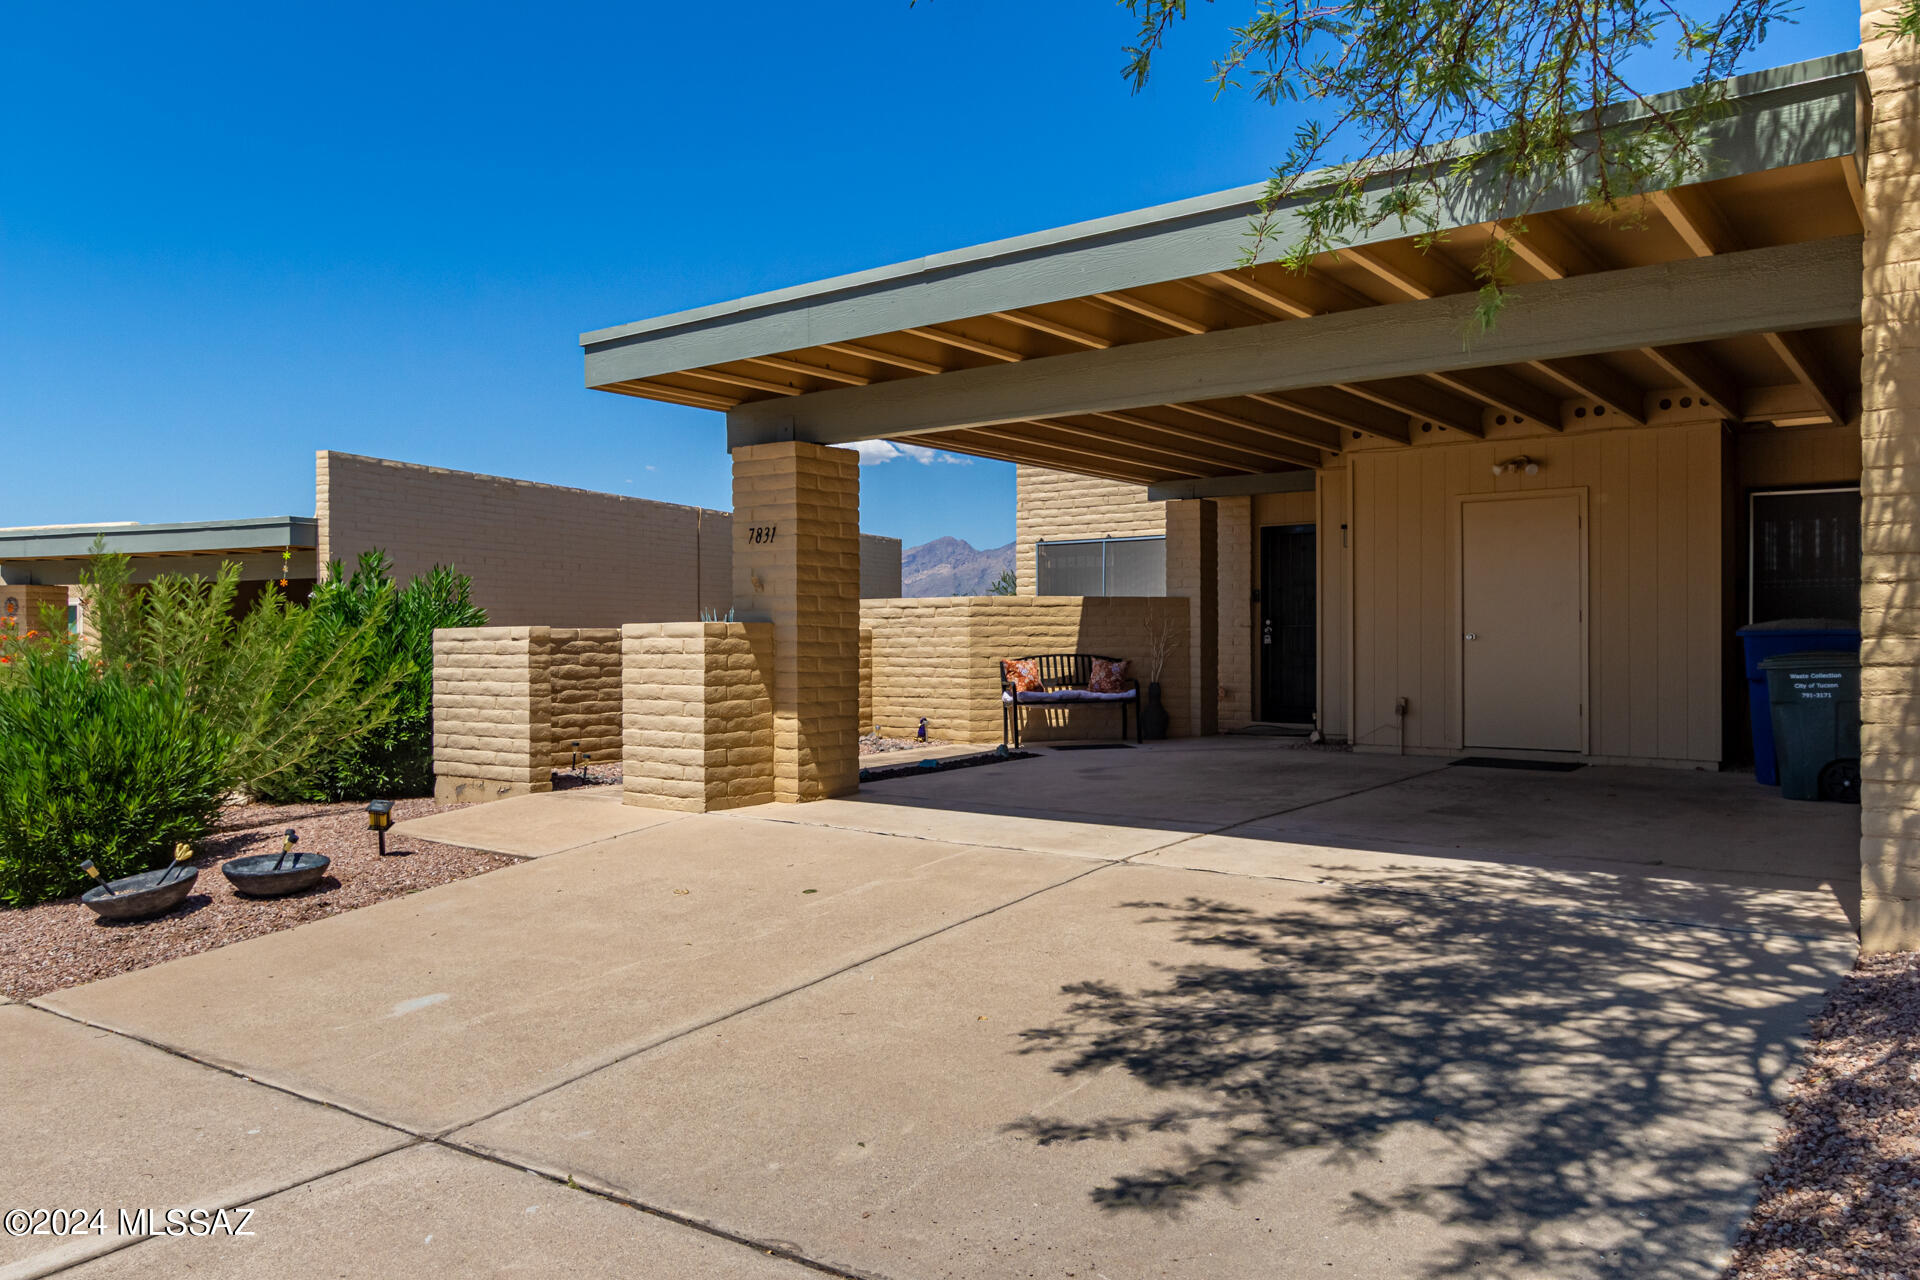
[622,622,775,812]
[431,626,552,804]
[1166,499,1219,737]
[1214,495,1255,729]
[731,442,862,801]
[1860,4,1920,952]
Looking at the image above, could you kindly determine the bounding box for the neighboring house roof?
[0,516,318,561]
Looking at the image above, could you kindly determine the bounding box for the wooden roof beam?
[1087,410,1321,471]
[1762,331,1848,424]
[744,355,871,387]
[903,326,1024,363]
[1642,344,1743,414]
[1164,401,1335,459]
[991,310,1111,349]
[1093,291,1210,335]
[683,368,805,397]
[1530,356,1648,425]
[938,428,1167,484]
[819,341,946,376]
[726,239,1862,447]
[1334,379,1484,438]
[1201,270,1316,319]
[1243,390,1411,445]
[613,381,739,411]
[1426,368,1564,429]
[1026,418,1258,474]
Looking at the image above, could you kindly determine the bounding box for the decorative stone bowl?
[221,852,331,897]
[81,867,199,921]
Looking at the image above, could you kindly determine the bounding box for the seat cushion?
[1002,688,1137,704]
[1002,658,1044,693]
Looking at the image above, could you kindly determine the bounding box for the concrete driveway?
[6,740,1859,1279]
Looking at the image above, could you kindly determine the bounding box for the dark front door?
[1260,524,1316,723]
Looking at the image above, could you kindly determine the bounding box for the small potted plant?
[1139,603,1182,740]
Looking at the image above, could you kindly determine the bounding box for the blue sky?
[1,3,1855,551]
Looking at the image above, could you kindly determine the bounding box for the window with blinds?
[1034,536,1166,597]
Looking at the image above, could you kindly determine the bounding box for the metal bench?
[1000,653,1139,749]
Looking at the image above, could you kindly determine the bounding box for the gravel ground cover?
[0,797,514,1001]
[860,733,946,754]
[1724,951,1920,1278]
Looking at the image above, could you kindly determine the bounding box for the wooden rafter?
[1647,184,1841,424]
[1087,410,1319,471]
[903,326,1023,363]
[1162,402,1333,460]
[1641,345,1742,413]
[1092,290,1209,335]
[612,381,738,411]
[1530,356,1647,425]
[1428,368,1564,428]
[1023,418,1254,474]
[992,310,1110,349]
[682,368,804,397]
[744,355,871,386]
[937,428,1166,484]
[960,425,1187,480]
[1243,390,1410,445]
[819,341,946,376]
[1334,379,1484,437]
[1201,270,1316,319]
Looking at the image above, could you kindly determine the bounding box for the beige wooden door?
[1461,494,1585,752]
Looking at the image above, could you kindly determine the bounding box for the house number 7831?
[747,525,777,545]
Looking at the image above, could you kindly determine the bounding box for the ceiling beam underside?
[726,238,1862,448]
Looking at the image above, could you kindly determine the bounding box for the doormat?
[1046,743,1137,751]
[1227,725,1311,737]
[859,748,1037,784]
[1448,757,1586,773]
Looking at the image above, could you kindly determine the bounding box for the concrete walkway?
[5,741,1859,1279]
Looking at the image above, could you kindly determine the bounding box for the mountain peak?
[901,537,1015,596]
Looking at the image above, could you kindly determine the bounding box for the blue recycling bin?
[1737,619,1859,785]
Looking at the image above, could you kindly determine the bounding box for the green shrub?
[303,552,487,800]
[83,550,407,804]
[0,642,231,907]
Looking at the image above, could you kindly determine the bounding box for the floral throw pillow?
[1087,658,1131,693]
[1004,658,1045,693]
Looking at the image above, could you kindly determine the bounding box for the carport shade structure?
[582,53,1866,490]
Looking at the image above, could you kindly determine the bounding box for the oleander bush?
[0,640,230,906]
[300,552,486,800]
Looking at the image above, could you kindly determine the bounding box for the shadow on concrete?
[1008,882,1851,1278]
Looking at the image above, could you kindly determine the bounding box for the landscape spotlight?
[367,799,394,856]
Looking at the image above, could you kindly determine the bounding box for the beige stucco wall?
[1348,420,1729,765]
[316,451,900,627]
[1014,466,1166,594]
[862,595,1191,745]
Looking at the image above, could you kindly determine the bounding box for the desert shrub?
[83,551,404,802]
[0,641,230,906]
[303,552,486,800]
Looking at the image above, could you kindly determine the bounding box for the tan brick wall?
[431,626,553,804]
[621,621,775,812]
[859,627,874,731]
[547,628,622,770]
[1860,2,1920,952]
[860,596,1193,745]
[316,452,902,628]
[732,442,862,802]
[1014,466,1166,594]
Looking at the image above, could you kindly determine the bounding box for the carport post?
[1859,0,1920,952]
[1167,498,1220,737]
[730,441,862,802]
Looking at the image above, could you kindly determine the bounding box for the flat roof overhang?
[584,52,1868,488]
[0,516,318,561]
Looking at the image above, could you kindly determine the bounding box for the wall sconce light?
[1492,455,1541,477]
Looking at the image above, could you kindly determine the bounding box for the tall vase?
[1141,682,1170,740]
